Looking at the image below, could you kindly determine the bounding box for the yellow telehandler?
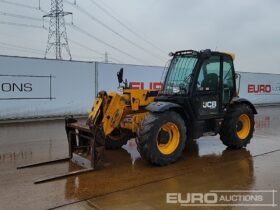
[18,49,257,183]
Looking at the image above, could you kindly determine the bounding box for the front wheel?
[136,111,187,166]
[220,104,255,149]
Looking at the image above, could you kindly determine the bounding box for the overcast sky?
[0,0,279,73]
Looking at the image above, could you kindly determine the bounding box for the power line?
[0,44,44,56]
[69,40,103,59]
[0,19,122,62]
[71,24,146,64]
[0,6,124,63]
[88,0,167,55]
[0,37,118,62]
[0,11,42,22]
[0,20,43,29]
[0,46,41,55]
[0,1,162,64]
[0,41,44,53]
[0,0,39,10]
[69,38,103,56]
[38,0,48,13]
[69,39,123,62]
[0,40,119,62]
[67,2,165,62]
[69,38,123,63]
[0,21,46,56]
[71,53,100,61]
[108,57,123,64]
[0,43,99,61]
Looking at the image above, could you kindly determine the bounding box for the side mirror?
[117,68,123,84]
[235,73,241,96]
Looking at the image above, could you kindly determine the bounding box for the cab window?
[196,56,220,91]
[223,57,234,104]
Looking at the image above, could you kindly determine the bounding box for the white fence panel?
[239,72,280,104]
[0,56,95,119]
[0,55,280,120]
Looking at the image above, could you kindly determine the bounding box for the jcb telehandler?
[136,50,257,165]
[18,49,257,183]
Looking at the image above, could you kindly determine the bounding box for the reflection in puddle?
[2,106,280,209]
[122,139,141,164]
[0,150,32,162]
[63,144,255,203]
[255,116,270,129]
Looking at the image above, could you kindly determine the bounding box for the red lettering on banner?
[266,85,271,92]
[129,82,163,90]
[248,84,254,93]
[248,84,271,93]
[151,82,163,90]
[130,82,144,90]
[259,85,265,92]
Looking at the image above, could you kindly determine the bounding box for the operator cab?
[162,50,236,98]
[158,50,237,119]
[148,49,247,139]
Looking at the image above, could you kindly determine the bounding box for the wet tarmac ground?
[0,106,279,210]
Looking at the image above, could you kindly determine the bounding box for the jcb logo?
[203,101,217,109]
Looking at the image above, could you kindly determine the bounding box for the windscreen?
[162,55,198,95]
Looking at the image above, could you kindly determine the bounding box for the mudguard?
[231,97,258,114]
[145,101,182,113]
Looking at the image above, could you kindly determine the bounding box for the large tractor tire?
[136,111,187,166]
[105,129,133,149]
[220,104,255,149]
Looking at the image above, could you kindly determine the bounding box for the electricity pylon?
[44,0,72,60]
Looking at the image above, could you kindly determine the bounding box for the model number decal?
[202,101,217,109]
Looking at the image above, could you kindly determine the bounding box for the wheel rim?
[236,114,251,140]
[157,122,180,155]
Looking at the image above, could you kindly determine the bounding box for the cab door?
[222,56,236,107]
[191,55,223,120]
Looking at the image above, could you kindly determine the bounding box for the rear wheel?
[136,111,187,166]
[220,104,254,149]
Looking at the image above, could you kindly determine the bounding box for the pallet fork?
[17,117,101,184]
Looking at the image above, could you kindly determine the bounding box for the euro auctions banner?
[238,72,280,104]
[0,55,95,120]
[0,54,280,120]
